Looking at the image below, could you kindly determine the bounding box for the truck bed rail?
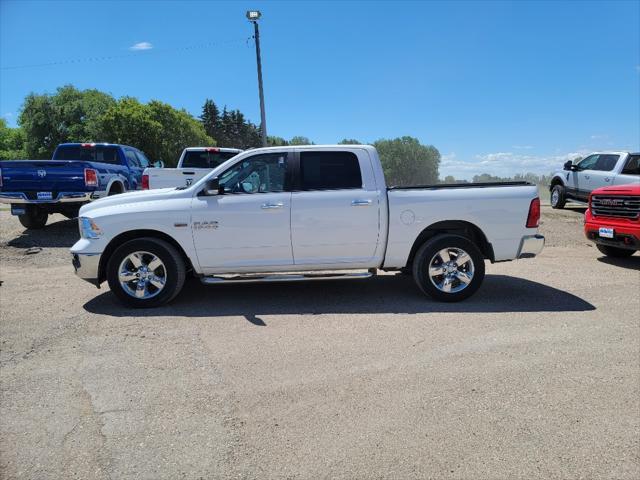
[388,181,532,191]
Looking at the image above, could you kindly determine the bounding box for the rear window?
[53,145,120,164]
[299,151,362,190]
[621,155,640,175]
[181,150,239,168]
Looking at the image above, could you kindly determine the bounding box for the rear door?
[613,154,640,185]
[124,148,144,190]
[290,148,381,265]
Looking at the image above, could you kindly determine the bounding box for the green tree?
[0,119,27,160]
[19,85,115,158]
[289,136,313,145]
[267,136,288,146]
[443,175,456,183]
[338,138,361,145]
[373,136,440,187]
[200,99,222,143]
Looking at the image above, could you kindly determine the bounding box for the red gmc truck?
[585,184,640,257]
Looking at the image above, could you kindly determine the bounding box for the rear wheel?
[412,234,485,302]
[550,185,566,209]
[597,245,635,258]
[18,207,48,229]
[106,237,186,308]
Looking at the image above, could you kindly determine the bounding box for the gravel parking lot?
[1,206,638,479]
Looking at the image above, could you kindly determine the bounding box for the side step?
[200,270,374,285]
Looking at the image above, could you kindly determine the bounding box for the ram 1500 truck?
[142,147,242,190]
[0,143,152,229]
[70,145,545,308]
[584,184,640,257]
[549,151,640,208]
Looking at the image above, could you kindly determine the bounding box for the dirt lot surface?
[1,206,639,479]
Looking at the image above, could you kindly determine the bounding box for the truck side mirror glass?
[203,177,221,196]
[153,160,164,168]
[563,160,573,171]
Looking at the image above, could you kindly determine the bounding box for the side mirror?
[153,160,164,168]
[563,160,573,171]
[203,177,221,196]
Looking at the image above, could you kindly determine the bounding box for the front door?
[191,151,294,271]
[290,149,381,265]
[583,153,620,191]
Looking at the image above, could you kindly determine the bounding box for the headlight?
[79,217,103,239]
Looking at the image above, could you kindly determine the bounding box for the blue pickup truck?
[0,143,152,229]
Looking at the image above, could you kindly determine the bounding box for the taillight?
[526,197,541,228]
[0,167,3,188]
[84,168,98,187]
[142,174,149,190]
[205,147,219,152]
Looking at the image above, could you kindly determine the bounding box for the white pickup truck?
[142,147,242,190]
[71,145,544,308]
[549,151,640,208]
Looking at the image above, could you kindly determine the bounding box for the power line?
[0,37,252,71]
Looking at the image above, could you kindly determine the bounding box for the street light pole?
[247,11,267,147]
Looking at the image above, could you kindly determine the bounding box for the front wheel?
[412,234,485,302]
[106,237,186,308]
[18,207,48,229]
[596,245,636,258]
[550,185,566,209]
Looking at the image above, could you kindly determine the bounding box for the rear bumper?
[517,234,545,258]
[71,252,102,287]
[0,191,98,204]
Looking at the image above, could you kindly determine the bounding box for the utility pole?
[247,10,267,147]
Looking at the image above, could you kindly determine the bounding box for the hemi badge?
[174,223,188,227]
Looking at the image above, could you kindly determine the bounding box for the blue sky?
[1,0,638,178]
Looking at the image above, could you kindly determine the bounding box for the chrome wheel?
[428,247,475,294]
[551,189,559,207]
[118,251,167,299]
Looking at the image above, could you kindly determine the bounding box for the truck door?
[290,149,381,266]
[582,154,620,191]
[191,151,294,270]
[613,154,640,186]
[571,154,600,201]
[124,149,144,190]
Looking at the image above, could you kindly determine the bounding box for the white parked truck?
[71,145,545,308]
[142,147,242,190]
[549,151,640,208]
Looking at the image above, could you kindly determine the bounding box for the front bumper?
[517,234,545,258]
[71,252,102,287]
[0,192,95,204]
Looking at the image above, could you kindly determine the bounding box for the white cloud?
[129,42,153,51]
[590,134,608,140]
[439,150,591,180]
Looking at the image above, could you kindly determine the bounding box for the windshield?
[181,150,239,168]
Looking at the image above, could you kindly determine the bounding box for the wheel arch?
[105,178,125,195]
[98,229,193,283]
[405,220,494,269]
[549,175,565,191]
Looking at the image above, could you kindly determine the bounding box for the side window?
[135,150,150,168]
[219,152,288,194]
[577,155,599,170]
[125,150,140,168]
[299,151,362,190]
[621,155,640,175]
[593,154,619,172]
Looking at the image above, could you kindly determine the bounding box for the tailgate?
[146,168,210,189]
[0,160,88,194]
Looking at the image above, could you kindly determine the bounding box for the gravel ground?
[1,206,638,479]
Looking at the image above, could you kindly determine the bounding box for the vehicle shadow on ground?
[6,218,78,249]
[83,274,595,322]
[597,254,640,271]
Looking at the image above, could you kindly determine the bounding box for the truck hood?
[79,188,179,216]
[591,184,640,196]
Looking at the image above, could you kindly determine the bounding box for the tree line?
[0,85,441,185]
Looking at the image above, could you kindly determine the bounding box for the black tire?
[18,208,48,229]
[106,237,186,308]
[412,234,485,302]
[550,185,566,209]
[108,183,124,196]
[596,245,636,258]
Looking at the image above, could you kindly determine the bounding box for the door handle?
[351,199,373,207]
[261,202,284,209]
[604,177,610,182]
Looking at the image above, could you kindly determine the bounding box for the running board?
[200,271,374,285]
